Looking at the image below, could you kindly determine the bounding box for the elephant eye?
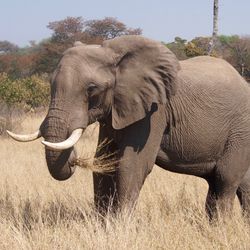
[87,83,98,96]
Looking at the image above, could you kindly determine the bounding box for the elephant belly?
[155,149,216,177]
[155,122,228,177]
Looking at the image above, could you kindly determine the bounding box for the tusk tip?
[6,130,20,139]
[6,130,13,136]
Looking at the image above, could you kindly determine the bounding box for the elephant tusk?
[41,128,84,151]
[6,130,41,142]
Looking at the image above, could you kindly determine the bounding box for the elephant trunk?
[41,113,78,181]
[45,146,76,181]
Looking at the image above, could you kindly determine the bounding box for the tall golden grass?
[0,114,249,250]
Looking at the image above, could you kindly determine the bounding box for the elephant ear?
[103,36,180,129]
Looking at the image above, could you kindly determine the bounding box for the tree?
[0,17,143,76]
[0,52,38,78]
[186,37,212,57]
[0,41,18,54]
[34,17,85,74]
[34,16,142,74]
[166,37,187,60]
[84,17,142,40]
[208,0,219,55]
[0,73,49,109]
[219,35,250,78]
[0,40,41,78]
[47,16,85,44]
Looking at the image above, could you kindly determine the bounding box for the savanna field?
[0,114,249,250]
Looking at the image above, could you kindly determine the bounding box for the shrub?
[0,73,50,135]
[0,73,50,110]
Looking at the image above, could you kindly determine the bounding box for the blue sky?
[1,0,250,47]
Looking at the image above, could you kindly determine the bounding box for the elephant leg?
[92,123,119,215]
[114,105,166,211]
[207,147,250,219]
[112,153,156,212]
[237,168,250,217]
[93,171,117,215]
[114,149,153,211]
[205,177,238,220]
[205,179,217,220]
[93,157,149,215]
[93,104,166,214]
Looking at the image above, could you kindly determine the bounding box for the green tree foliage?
[185,41,206,57]
[167,36,215,59]
[0,73,49,109]
[185,37,214,57]
[166,37,188,60]
[166,35,250,81]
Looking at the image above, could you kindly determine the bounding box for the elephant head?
[7,36,180,180]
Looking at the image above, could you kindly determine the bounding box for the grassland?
[0,114,249,250]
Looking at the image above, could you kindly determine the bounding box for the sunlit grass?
[0,114,249,250]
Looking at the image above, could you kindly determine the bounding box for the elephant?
[7,35,250,219]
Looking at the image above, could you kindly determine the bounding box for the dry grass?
[0,114,250,250]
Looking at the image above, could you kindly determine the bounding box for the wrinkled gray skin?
[40,35,250,219]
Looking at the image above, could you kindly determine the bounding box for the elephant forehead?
[63,46,115,65]
[55,57,114,86]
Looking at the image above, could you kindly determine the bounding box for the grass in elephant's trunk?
[74,145,118,173]
[73,129,118,173]
[74,155,117,173]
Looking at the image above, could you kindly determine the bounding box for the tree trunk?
[208,0,219,55]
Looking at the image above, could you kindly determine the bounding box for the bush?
[0,73,50,110]
[0,73,50,135]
